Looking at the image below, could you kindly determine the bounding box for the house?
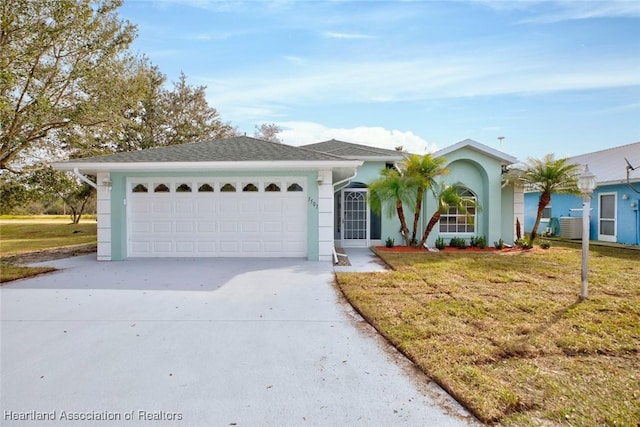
[53,136,521,261]
[53,136,362,261]
[304,138,521,249]
[524,142,640,245]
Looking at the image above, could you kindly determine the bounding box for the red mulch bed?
[375,245,532,254]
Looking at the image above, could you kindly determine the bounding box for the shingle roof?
[301,139,404,160]
[569,142,640,185]
[63,136,348,163]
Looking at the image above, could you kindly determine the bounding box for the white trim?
[341,188,370,248]
[434,139,518,164]
[598,192,617,242]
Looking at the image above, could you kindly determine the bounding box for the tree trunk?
[410,187,424,246]
[529,192,551,244]
[418,211,441,247]
[396,202,411,246]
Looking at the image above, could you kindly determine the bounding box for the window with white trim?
[439,188,477,234]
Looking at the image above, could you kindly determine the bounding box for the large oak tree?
[0,0,138,171]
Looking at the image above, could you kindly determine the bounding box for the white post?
[581,195,590,299]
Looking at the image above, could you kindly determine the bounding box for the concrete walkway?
[334,247,390,273]
[1,255,477,427]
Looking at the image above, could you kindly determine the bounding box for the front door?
[341,189,369,247]
[598,192,617,242]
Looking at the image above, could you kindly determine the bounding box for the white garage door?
[127,178,308,257]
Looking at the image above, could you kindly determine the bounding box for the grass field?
[336,243,640,425]
[0,216,97,282]
[0,216,97,256]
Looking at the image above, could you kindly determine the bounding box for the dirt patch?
[2,243,97,265]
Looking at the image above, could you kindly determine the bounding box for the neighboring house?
[524,142,640,246]
[54,136,362,261]
[53,136,521,262]
[304,138,521,249]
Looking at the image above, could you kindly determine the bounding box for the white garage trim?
[126,177,308,258]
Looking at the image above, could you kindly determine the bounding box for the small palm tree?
[521,154,581,243]
[402,153,449,246]
[369,168,417,247]
[418,183,477,248]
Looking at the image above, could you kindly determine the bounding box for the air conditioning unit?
[560,217,582,239]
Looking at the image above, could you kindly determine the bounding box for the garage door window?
[198,183,214,192]
[221,183,236,192]
[132,184,148,193]
[243,183,258,192]
[176,184,192,192]
[265,183,280,192]
[154,184,170,193]
[288,183,303,192]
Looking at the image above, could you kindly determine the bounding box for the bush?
[385,237,395,248]
[449,236,467,249]
[516,238,533,250]
[471,235,487,249]
[539,240,551,250]
[435,237,446,250]
[494,238,505,250]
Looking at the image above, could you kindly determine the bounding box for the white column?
[96,172,112,261]
[317,170,334,261]
[513,184,524,242]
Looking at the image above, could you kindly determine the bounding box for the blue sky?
[118,0,640,162]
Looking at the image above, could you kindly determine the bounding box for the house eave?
[52,160,363,175]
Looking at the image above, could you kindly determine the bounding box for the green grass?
[0,264,56,282]
[336,243,640,425]
[0,216,97,282]
[0,217,97,256]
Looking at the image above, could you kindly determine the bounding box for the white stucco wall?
[96,172,112,261]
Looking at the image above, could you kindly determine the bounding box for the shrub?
[516,238,533,250]
[435,237,446,250]
[385,237,395,248]
[449,236,467,249]
[539,240,551,249]
[494,238,505,250]
[471,235,487,249]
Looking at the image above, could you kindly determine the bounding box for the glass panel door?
[598,193,616,242]
[342,189,369,247]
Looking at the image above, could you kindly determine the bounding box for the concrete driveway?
[1,256,477,427]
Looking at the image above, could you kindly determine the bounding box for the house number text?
[308,196,318,209]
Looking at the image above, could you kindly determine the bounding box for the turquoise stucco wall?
[360,147,512,247]
[109,170,318,260]
[501,185,516,244]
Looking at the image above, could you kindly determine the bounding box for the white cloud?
[475,0,640,23]
[199,52,639,116]
[278,121,437,154]
[322,31,375,40]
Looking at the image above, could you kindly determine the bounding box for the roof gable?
[434,139,518,165]
[302,139,404,161]
[569,141,640,185]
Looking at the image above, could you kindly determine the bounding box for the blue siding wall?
[525,184,640,245]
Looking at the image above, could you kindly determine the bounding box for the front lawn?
[0,216,97,282]
[336,244,640,426]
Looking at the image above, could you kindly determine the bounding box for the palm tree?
[418,183,477,248]
[521,154,581,243]
[402,154,449,246]
[368,168,417,247]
